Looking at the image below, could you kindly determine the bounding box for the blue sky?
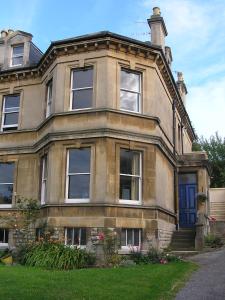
[1,0,225,138]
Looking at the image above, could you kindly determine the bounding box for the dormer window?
[11,44,24,67]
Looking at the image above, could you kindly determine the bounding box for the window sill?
[0,243,8,248]
[119,199,141,205]
[0,204,12,209]
[70,107,93,111]
[120,108,141,114]
[119,246,141,254]
[65,199,90,204]
[65,244,86,249]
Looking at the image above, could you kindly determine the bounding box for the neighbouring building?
[0,7,210,251]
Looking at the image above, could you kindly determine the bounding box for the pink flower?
[160,259,168,264]
[98,232,105,241]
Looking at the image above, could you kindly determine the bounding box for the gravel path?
[175,248,225,300]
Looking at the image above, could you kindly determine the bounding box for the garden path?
[176,247,225,300]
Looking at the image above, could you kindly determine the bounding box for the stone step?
[170,250,198,257]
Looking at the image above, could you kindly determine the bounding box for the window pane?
[121,70,140,92]
[72,68,93,89]
[179,174,197,185]
[120,91,139,112]
[73,228,80,245]
[42,156,48,178]
[127,229,133,245]
[69,148,90,173]
[120,176,139,200]
[120,149,140,175]
[66,228,73,245]
[0,229,4,243]
[121,229,126,246]
[72,89,92,109]
[47,81,53,100]
[4,113,19,126]
[0,229,8,243]
[12,57,23,66]
[13,45,24,56]
[5,95,20,109]
[0,163,14,183]
[0,184,13,204]
[80,228,86,245]
[133,229,140,246]
[68,175,90,199]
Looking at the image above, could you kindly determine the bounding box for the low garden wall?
[209,188,225,238]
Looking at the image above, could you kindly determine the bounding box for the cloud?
[140,0,225,137]
[187,77,225,138]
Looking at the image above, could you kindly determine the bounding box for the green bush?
[130,251,149,265]
[21,241,95,270]
[130,248,182,265]
[205,234,223,248]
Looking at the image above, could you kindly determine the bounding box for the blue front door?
[179,174,197,228]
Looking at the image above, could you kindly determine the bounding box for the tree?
[193,133,225,188]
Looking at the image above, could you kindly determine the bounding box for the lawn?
[0,262,197,300]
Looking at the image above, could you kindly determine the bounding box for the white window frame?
[0,228,9,247]
[121,228,141,251]
[70,67,93,111]
[120,69,142,113]
[40,155,48,205]
[11,44,24,67]
[65,148,91,203]
[119,150,142,205]
[46,79,53,118]
[0,163,14,208]
[1,95,20,132]
[64,227,86,248]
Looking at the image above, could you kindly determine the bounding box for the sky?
[1,0,225,138]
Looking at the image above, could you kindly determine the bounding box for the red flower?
[98,232,105,241]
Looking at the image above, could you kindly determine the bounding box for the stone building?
[0,8,210,251]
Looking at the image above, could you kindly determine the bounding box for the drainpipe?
[173,101,178,230]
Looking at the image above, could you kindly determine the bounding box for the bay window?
[121,228,141,248]
[120,149,142,203]
[0,162,15,207]
[120,69,141,113]
[71,67,93,110]
[0,228,9,245]
[65,228,86,247]
[40,155,48,205]
[46,79,53,118]
[66,148,91,202]
[1,94,20,131]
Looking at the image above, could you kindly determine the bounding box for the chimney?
[176,72,188,106]
[148,7,168,52]
[1,30,8,38]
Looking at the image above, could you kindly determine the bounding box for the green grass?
[0,262,197,300]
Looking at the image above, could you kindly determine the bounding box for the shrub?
[130,251,149,265]
[164,253,182,262]
[130,248,182,265]
[20,241,95,270]
[205,234,223,248]
[146,248,163,264]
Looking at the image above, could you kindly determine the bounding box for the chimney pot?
[177,72,184,82]
[153,7,161,16]
[1,30,7,38]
